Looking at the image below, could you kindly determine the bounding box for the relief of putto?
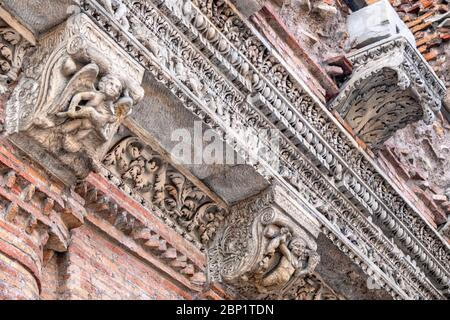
[5,18,144,179]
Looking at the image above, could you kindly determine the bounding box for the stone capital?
[4,12,145,184]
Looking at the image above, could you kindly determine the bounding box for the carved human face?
[289,238,307,257]
[99,75,123,99]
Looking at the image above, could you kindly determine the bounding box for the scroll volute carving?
[209,199,319,299]
[4,13,144,180]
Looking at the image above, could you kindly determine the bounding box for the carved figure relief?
[255,225,320,293]
[74,0,449,298]
[98,0,130,30]
[208,188,320,299]
[33,59,134,155]
[4,13,144,180]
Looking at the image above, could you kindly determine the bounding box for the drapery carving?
[330,36,445,149]
[4,13,144,182]
[208,186,321,299]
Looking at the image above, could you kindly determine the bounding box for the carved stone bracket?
[13,0,444,299]
[329,36,446,149]
[4,12,144,183]
[208,185,321,299]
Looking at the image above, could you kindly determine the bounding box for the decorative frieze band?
[101,136,229,246]
[0,0,447,299]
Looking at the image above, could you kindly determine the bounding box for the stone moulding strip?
[100,133,229,247]
[79,172,207,291]
[195,0,450,274]
[77,0,449,297]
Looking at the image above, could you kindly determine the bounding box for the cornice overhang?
[329,35,446,149]
[1,0,449,299]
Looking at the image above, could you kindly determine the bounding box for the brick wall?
[0,251,39,300]
[44,225,193,300]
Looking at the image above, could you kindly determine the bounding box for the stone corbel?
[329,35,446,150]
[208,184,322,299]
[4,12,144,184]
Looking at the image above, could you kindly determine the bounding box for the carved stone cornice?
[4,12,144,183]
[70,0,450,299]
[208,185,322,299]
[101,135,229,247]
[329,36,446,149]
[0,0,445,299]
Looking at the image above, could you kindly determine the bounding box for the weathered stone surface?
[347,0,416,48]
[4,12,144,184]
[0,0,73,35]
[0,0,448,301]
[270,0,351,76]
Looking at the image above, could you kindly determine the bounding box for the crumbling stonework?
[272,0,351,69]
[381,117,450,228]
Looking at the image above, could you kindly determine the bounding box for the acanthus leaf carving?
[330,37,445,149]
[75,0,450,298]
[0,24,33,94]
[102,136,228,246]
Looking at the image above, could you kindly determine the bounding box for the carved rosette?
[208,185,321,299]
[4,12,144,182]
[330,36,446,149]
